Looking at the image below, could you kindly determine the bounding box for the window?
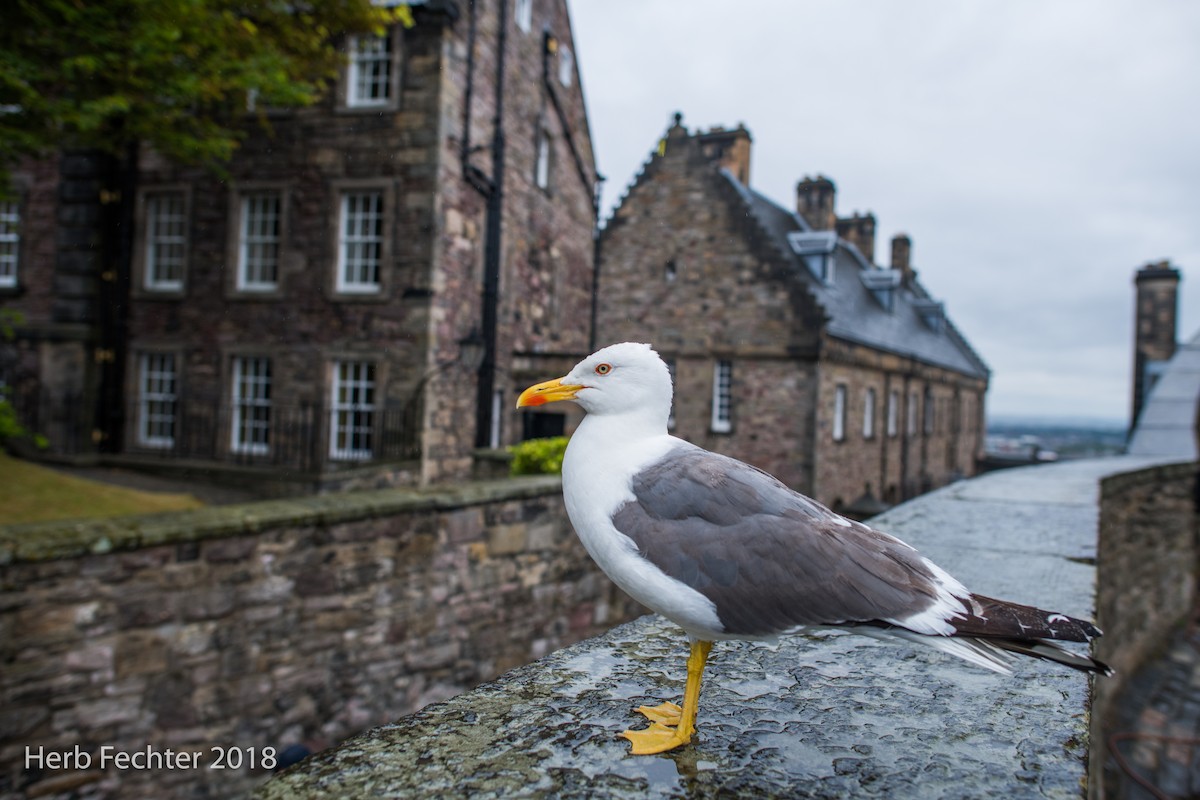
[337,191,384,293]
[787,231,837,284]
[0,200,18,288]
[138,354,177,448]
[924,387,935,435]
[558,45,573,87]
[145,193,187,290]
[887,389,899,438]
[347,35,392,107]
[231,357,272,455]
[833,384,847,442]
[863,388,876,439]
[237,193,281,291]
[711,360,732,433]
[907,391,919,436]
[515,0,533,32]
[665,358,677,429]
[330,361,376,460]
[535,129,552,190]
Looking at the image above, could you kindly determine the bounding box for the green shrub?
[509,436,569,476]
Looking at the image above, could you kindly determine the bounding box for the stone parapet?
[258,456,1197,799]
[1,475,643,800]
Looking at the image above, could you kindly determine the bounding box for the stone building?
[582,115,989,511]
[0,0,599,490]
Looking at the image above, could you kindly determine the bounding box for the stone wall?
[1092,460,1198,731]
[262,456,1182,799]
[0,477,642,800]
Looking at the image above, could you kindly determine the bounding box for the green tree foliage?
[0,309,45,448]
[0,0,412,186]
[509,437,569,476]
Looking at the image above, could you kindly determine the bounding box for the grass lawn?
[0,452,204,525]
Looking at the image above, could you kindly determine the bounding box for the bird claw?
[635,700,682,725]
[620,721,692,754]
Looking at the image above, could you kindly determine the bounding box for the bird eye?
[595,363,612,376]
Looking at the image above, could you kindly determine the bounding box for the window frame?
[558,44,573,87]
[515,0,533,32]
[136,352,178,449]
[535,127,552,191]
[230,356,273,456]
[346,33,394,109]
[863,387,876,439]
[886,388,899,438]
[710,360,732,434]
[330,360,377,460]
[236,192,283,292]
[0,199,19,289]
[142,191,188,292]
[833,384,847,442]
[336,189,386,295]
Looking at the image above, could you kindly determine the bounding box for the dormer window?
[913,298,945,333]
[787,230,837,284]
[861,268,901,312]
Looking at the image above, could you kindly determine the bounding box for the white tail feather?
[859,627,1015,675]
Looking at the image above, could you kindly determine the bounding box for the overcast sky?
[566,0,1200,425]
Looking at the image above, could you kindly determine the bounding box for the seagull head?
[516,342,673,422]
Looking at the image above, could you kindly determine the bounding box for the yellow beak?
[516,377,584,408]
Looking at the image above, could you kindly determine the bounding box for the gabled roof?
[726,173,989,380]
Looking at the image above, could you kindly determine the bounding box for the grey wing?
[611,444,944,636]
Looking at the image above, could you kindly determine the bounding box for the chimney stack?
[890,233,913,285]
[1131,260,1182,428]
[836,212,877,264]
[796,175,836,231]
[697,123,752,186]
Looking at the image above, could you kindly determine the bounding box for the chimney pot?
[796,175,837,231]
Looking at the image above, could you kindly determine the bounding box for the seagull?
[516,342,1111,755]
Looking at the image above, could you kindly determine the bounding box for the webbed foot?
[620,721,693,754]
[635,700,682,725]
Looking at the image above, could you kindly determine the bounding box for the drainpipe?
[474,0,507,449]
[589,177,604,350]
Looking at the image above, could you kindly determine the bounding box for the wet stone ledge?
[256,458,1186,799]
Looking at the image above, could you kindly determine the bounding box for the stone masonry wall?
[1093,461,1198,723]
[0,477,642,800]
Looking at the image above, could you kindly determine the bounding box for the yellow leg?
[621,640,713,755]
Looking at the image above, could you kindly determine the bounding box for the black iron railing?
[6,382,420,472]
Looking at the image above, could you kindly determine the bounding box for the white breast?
[561,415,725,639]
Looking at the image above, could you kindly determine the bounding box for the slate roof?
[1126,328,1200,459]
[724,172,990,380]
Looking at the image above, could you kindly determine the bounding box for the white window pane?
[338,192,383,292]
[0,201,19,288]
[231,356,272,454]
[145,193,186,290]
[348,35,392,107]
[833,385,846,442]
[139,353,177,447]
[330,361,376,459]
[711,361,732,433]
[238,194,280,290]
